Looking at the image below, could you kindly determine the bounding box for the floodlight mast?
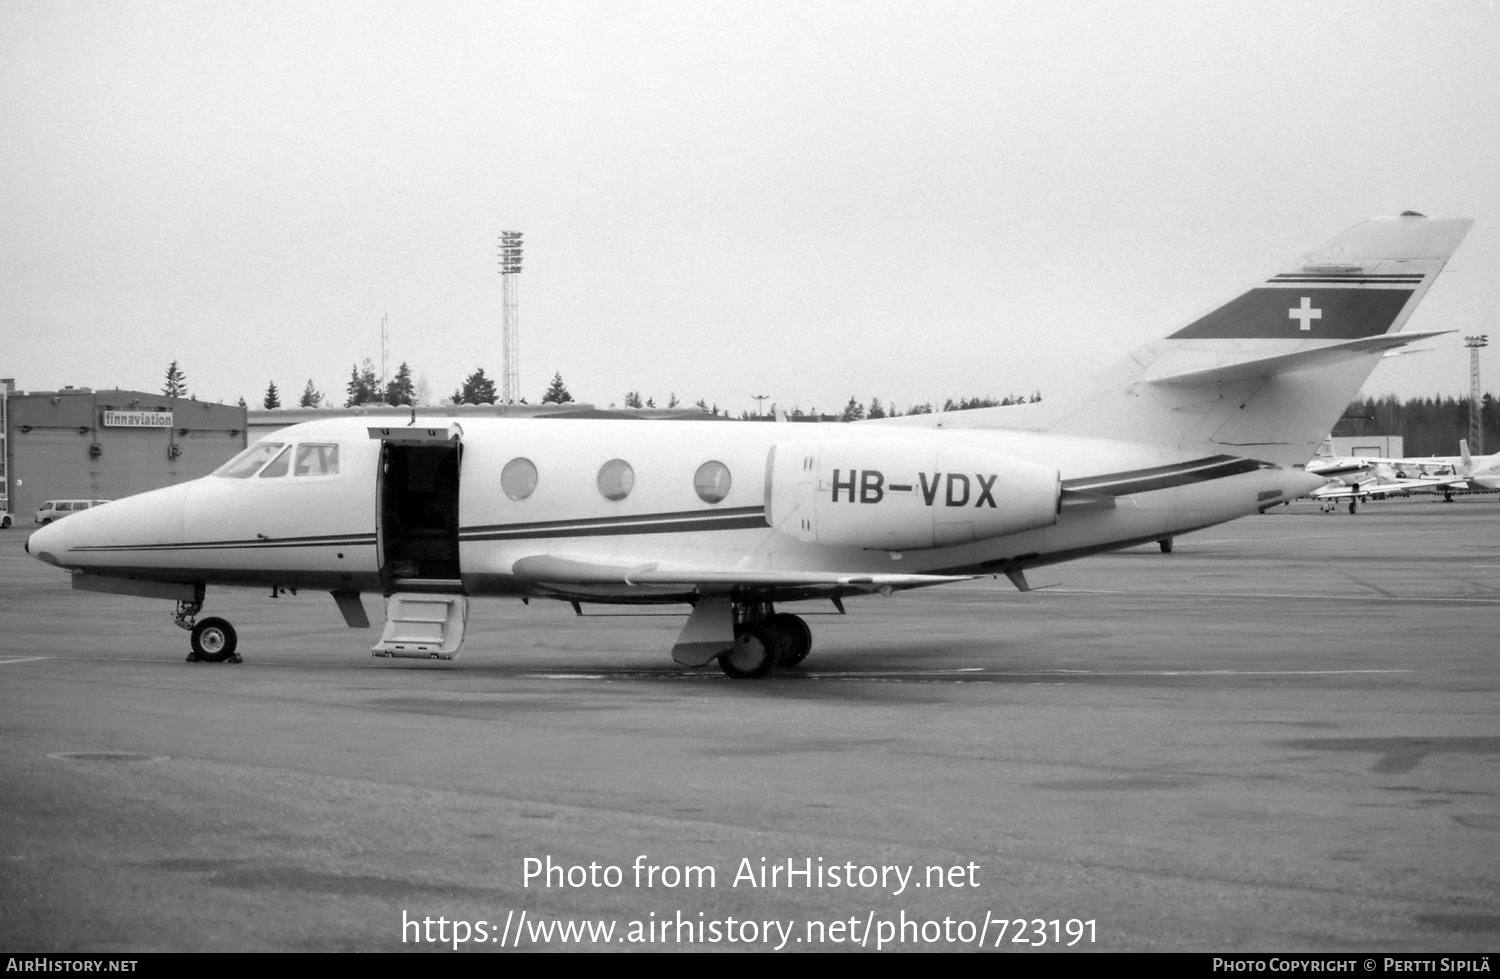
[1465,335,1489,453]
[499,231,524,404]
[380,312,389,392]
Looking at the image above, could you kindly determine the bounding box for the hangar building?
[1,382,247,521]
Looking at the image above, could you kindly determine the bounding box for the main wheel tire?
[191,617,238,663]
[0,514,10,528]
[719,624,775,679]
[766,612,812,666]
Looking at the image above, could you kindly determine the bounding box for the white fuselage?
[29,414,1319,605]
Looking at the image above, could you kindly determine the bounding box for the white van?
[34,499,112,525]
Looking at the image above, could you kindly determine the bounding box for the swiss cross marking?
[1289,296,1322,331]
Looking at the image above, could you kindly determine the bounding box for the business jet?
[1412,440,1500,493]
[1307,466,1458,513]
[1305,439,1499,511]
[26,213,1473,677]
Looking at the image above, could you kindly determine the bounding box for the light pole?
[752,394,769,417]
[499,232,523,404]
[1465,335,1488,453]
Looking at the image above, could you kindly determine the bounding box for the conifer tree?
[384,362,415,406]
[345,360,381,406]
[162,361,189,398]
[452,367,497,404]
[541,372,574,404]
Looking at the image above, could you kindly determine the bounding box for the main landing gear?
[175,597,241,663]
[717,606,813,679]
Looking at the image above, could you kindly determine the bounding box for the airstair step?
[372,592,468,659]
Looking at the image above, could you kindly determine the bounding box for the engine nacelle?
[766,436,1060,550]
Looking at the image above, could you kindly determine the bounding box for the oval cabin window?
[596,459,635,501]
[501,458,538,500]
[694,461,731,504]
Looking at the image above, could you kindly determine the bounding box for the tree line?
[176,358,1496,449]
[1337,394,1500,456]
[203,354,1045,417]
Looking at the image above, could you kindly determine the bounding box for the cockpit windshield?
[295,443,339,476]
[214,442,287,479]
[214,441,343,479]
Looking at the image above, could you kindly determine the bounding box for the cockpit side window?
[215,442,287,479]
[258,446,292,478]
[294,443,339,476]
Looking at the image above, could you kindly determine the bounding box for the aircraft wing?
[1394,476,1469,492]
[509,554,972,593]
[1310,475,1460,499]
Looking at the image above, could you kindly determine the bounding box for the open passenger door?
[367,424,468,658]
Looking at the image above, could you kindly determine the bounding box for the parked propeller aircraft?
[26,213,1473,677]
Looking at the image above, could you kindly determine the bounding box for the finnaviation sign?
[103,410,174,428]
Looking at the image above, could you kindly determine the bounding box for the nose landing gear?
[189,617,240,663]
[175,596,242,663]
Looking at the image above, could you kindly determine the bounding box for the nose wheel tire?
[719,624,775,679]
[190,617,238,663]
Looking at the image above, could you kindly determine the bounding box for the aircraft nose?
[28,483,191,574]
[26,519,69,567]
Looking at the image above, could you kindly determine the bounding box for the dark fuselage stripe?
[71,533,377,553]
[461,507,770,542]
[1062,456,1265,496]
[1266,278,1422,285]
[1272,273,1422,280]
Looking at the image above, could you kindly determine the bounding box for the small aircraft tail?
[935,213,1473,467]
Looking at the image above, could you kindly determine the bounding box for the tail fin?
[950,213,1472,466]
[1460,439,1472,473]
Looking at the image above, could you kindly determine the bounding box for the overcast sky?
[3,1,1498,414]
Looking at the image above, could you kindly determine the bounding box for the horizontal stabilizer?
[1146,330,1450,386]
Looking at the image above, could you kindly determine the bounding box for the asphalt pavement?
[1,497,1497,952]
